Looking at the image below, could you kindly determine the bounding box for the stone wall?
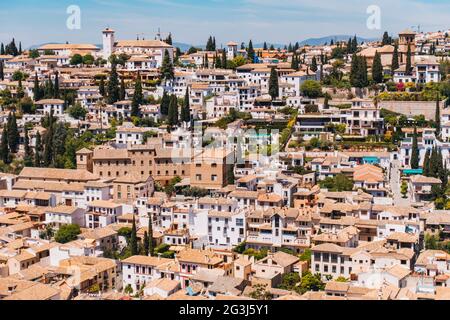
[378,99,447,120]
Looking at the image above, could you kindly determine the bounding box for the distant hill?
[299,35,378,46]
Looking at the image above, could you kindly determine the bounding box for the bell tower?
[102,27,115,60]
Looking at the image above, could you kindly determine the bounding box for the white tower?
[102,27,115,60]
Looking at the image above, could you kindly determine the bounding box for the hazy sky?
[1,0,449,48]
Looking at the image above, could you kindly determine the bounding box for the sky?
[1,0,449,48]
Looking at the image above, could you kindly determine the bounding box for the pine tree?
[180,88,190,123]
[131,72,143,117]
[161,49,174,81]
[130,215,138,256]
[34,131,42,167]
[423,149,431,176]
[406,43,412,76]
[411,126,419,169]
[268,67,279,100]
[311,56,318,72]
[372,51,383,83]
[247,40,255,63]
[107,63,120,104]
[99,77,106,97]
[167,94,179,126]
[148,213,154,257]
[23,125,33,167]
[391,44,399,73]
[160,91,170,116]
[53,72,60,99]
[0,126,9,164]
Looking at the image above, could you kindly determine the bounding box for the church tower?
[102,27,115,60]
[398,29,416,64]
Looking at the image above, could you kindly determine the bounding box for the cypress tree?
[0,126,9,164]
[263,42,268,50]
[180,88,190,123]
[351,36,358,53]
[42,114,54,167]
[347,38,352,54]
[391,44,399,73]
[130,215,138,256]
[221,49,227,69]
[34,131,42,167]
[268,67,279,100]
[411,126,419,169]
[7,113,19,153]
[19,42,22,55]
[372,51,383,83]
[119,78,126,101]
[99,77,106,97]
[382,32,391,46]
[131,72,143,117]
[148,213,154,257]
[0,61,3,81]
[436,92,441,137]
[430,146,439,178]
[33,72,41,101]
[143,231,149,256]
[165,33,173,45]
[423,149,431,176]
[0,43,4,55]
[212,37,216,51]
[160,91,170,116]
[311,56,318,72]
[107,63,120,104]
[161,49,174,81]
[53,72,59,99]
[23,125,33,167]
[167,94,179,126]
[247,40,255,63]
[406,43,412,76]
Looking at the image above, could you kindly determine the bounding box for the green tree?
[99,77,106,97]
[54,224,81,244]
[320,174,354,192]
[0,61,3,81]
[82,54,95,65]
[372,51,383,83]
[268,67,279,100]
[382,31,392,45]
[180,88,190,122]
[167,94,179,126]
[411,127,420,169]
[34,131,42,167]
[0,126,10,164]
[436,92,441,137]
[131,73,143,117]
[160,91,170,116]
[7,113,19,153]
[23,125,33,167]
[391,44,399,73]
[405,43,412,76]
[119,77,126,101]
[423,149,431,176]
[311,56,318,72]
[53,72,60,99]
[301,80,322,98]
[247,40,255,63]
[298,271,325,294]
[161,49,174,82]
[70,54,83,65]
[148,213,154,257]
[107,63,120,104]
[130,215,138,256]
[68,102,87,120]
